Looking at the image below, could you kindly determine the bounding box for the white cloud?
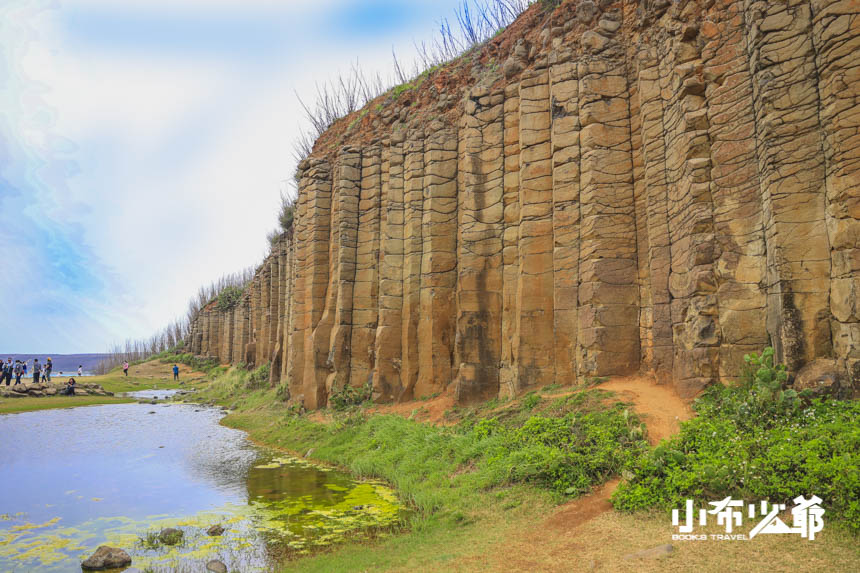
[3,0,463,351]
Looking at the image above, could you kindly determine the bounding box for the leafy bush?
[612,348,860,532]
[215,285,244,312]
[477,403,648,495]
[246,363,270,390]
[329,383,373,411]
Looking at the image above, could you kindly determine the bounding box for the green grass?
[0,395,134,414]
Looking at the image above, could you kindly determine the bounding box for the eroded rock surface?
[184,0,860,407]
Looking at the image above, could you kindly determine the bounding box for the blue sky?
[0,0,463,353]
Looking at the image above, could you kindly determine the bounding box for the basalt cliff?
[186,0,860,407]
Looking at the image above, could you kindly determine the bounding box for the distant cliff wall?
[187,0,860,406]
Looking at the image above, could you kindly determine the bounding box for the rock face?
[80,546,132,570]
[185,0,860,407]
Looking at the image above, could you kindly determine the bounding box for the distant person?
[123,361,129,377]
[32,358,41,384]
[62,377,77,396]
[22,361,27,376]
[45,357,53,382]
[14,361,23,385]
[3,358,12,386]
[78,365,83,377]
[173,364,179,381]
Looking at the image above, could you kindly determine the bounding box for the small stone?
[81,545,132,570]
[206,559,228,573]
[598,17,621,34]
[623,544,674,560]
[158,527,184,545]
[207,524,225,536]
[577,0,597,23]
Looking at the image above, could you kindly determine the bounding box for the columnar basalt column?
[500,83,521,398]
[350,146,382,389]
[257,263,271,366]
[416,125,458,398]
[221,309,233,364]
[400,130,425,400]
[287,166,311,399]
[636,45,674,383]
[661,29,721,397]
[514,67,556,392]
[454,85,504,404]
[550,50,581,387]
[744,0,833,371]
[297,160,333,409]
[810,0,860,384]
[577,54,640,377]
[373,139,405,401]
[201,310,211,357]
[320,148,360,398]
[269,251,280,367]
[701,0,768,380]
[280,239,294,385]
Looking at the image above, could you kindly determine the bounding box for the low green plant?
[520,392,541,411]
[329,383,372,411]
[612,347,860,532]
[138,531,162,550]
[246,363,271,390]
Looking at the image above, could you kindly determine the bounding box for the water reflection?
[0,403,402,572]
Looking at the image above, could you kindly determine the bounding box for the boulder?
[794,359,846,397]
[28,390,44,397]
[206,560,228,573]
[11,384,29,394]
[80,546,132,570]
[206,524,225,536]
[158,527,184,545]
[45,387,57,396]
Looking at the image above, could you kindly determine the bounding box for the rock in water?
[158,527,184,545]
[206,559,228,573]
[81,546,132,570]
[207,524,225,536]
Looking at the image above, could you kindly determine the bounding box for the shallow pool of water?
[0,403,402,572]
[122,388,184,400]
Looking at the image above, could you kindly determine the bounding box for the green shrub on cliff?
[612,348,860,532]
[215,285,244,312]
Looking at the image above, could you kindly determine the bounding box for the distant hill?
[0,353,109,374]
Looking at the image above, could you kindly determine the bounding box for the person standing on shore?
[22,361,27,376]
[78,365,83,377]
[123,361,129,377]
[14,361,23,384]
[3,358,12,385]
[45,357,53,382]
[32,359,41,384]
[173,364,179,381]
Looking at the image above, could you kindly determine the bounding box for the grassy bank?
[197,362,859,572]
[0,395,134,414]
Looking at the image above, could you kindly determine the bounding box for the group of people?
[2,357,84,387]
